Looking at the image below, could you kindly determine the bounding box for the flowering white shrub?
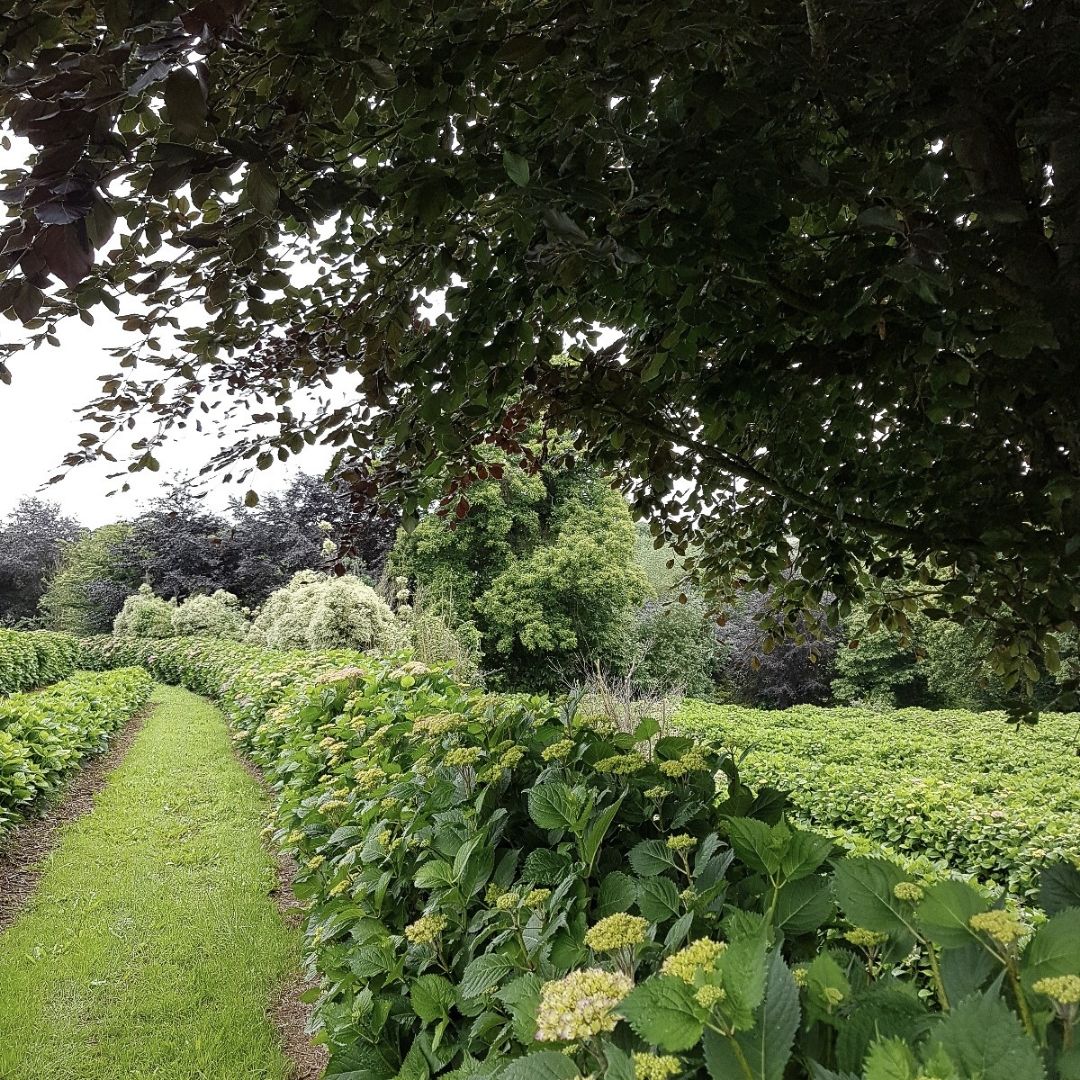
[112,584,175,638]
[249,571,403,653]
[172,590,248,640]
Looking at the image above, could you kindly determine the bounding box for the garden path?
[0,685,304,1080]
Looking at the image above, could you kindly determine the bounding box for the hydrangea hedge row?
[0,667,153,836]
[80,636,1080,1080]
[0,629,82,696]
[676,701,1080,904]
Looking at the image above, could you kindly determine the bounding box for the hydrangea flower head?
[666,833,697,852]
[1033,975,1080,1005]
[844,928,888,948]
[404,913,448,944]
[633,1053,682,1080]
[543,739,574,762]
[584,913,648,952]
[444,746,484,767]
[595,752,647,775]
[534,968,633,1041]
[695,985,727,1009]
[969,910,1026,946]
[661,938,727,983]
[893,881,924,903]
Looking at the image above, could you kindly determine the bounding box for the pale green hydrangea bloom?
[534,969,633,1041]
[584,913,648,952]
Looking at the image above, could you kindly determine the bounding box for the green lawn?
[0,685,302,1080]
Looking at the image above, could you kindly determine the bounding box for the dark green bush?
[633,599,718,698]
[391,460,649,690]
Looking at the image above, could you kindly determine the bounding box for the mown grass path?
[0,685,301,1080]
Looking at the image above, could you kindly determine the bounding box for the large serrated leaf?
[411,974,455,1022]
[930,991,1044,1080]
[1022,907,1080,989]
[835,987,930,1074]
[619,974,705,1051]
[1039,862,1080,916]
[726,817,781,876]
[459,953,515,999]
[628,838,678,876]
[499,1051,580,1080]
[916,880,987,948]
[598,871,638,915]
[528,781,588,832]
[638,876,681,923]
[775,875,835,934]
[832,857,914,938]
[862,1038,917,1080]
[779,829,834,882]
[497,973,542,1044]
[704,950,800,1080]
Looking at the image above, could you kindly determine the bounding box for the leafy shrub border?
[677,700,1080,903]
[0,666,152,835]
[81,637,1080,1080]
[0,629,82,696]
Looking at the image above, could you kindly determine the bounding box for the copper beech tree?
[0,0,1077,708]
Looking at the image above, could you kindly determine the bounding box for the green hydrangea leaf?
[929,991,1044,1080]
[833,857,914,937]
[628,838,678,876]
[497,973,543,1045]
[703,950,800,1080]
[459,954,515,999]
[726,817,782,876]
[598,871,638,915]
[618,974,706,1052]
[528,782,590,832]
[638,876,681,924]
[1038,862,1080,916]
[500,1051,580,1080]
[916,880,988,948]
[863,1038,917,1080]
[1022,908,1080,989]
[775,876,835,935]
[411,974,456,1022]
[835,987,930,1074]
[779,828,834,883]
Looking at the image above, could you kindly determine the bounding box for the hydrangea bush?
[171,590,249,640]
[677,700,1080,903]
[112,583,176,638]
[84,637,1080,1080]
[0,667,152,836]
[248,571,404,653]
[0,629,81,695]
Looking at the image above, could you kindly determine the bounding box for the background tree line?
[2,460,1072,711]
[0,473,397,634]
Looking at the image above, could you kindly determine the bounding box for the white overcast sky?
[0,313,336,527]
[0,126,346,528]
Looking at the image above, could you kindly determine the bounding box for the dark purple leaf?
[37,222,93,287]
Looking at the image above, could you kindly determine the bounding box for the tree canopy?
[0,498,81,623]
[0,1,1077,707]
[391,454,650,688]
